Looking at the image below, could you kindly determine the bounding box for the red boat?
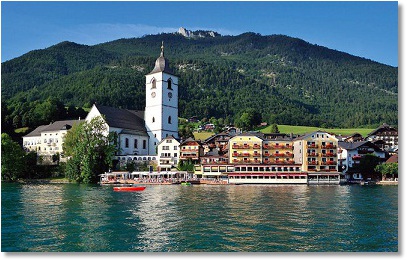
[113,186,146,192]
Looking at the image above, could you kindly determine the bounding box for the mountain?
[177,27,220,38]
[1,28,398,130]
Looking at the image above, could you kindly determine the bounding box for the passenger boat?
[180,182,191,186]
[113,186,146,192]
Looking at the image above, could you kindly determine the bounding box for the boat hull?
[113,186,146,192]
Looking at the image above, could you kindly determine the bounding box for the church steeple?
[148,41,174,75]
[160,41,164,57]
[144,42,179,155]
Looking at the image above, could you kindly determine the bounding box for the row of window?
[162,146,178,151]
[124,138,147,149]
[230,175,307,180]
[24,139,59,145]
[118,156,156,161]
[152,116,172,124]
[234,166,301,172]
[150,78,173,90]
[160,153,178,157]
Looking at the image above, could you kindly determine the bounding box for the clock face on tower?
[151,92,156,98]
[168,92,173,98]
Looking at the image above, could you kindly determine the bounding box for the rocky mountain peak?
[177,27,220,38]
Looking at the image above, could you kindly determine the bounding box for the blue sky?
[1,1,399,67]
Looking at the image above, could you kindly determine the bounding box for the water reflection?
[2,183,398,252]
[134,186,181,251]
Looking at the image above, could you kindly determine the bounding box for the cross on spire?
[160,41,164,57]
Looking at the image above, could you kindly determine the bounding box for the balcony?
[232,153,239,157]
[321,144,337,149]
[253,152,261,157]
[232,145,240,149]
[307,152,318,157]
[253,144,261,149]
[321,161,337,165]
[264,152,270,156]
[243,144,250,149]
[263,144,270,149]
[307,144,318,148]
[181,148,197,152]
[322,153,337,157]
[272,153,286,157]
[271,160,295,164]
[308,161,319,165]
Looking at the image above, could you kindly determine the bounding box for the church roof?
[95,105,147,134]
[147,42,175,75]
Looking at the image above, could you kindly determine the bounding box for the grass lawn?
[14,127,29,134]
[193,131,215,141]
[260,125,374,137]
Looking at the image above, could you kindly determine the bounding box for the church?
[85,42,179,158]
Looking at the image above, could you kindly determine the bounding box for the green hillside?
[260,125,374,137]
[2,30,398,133]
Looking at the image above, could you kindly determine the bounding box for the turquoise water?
[1,183,398,252]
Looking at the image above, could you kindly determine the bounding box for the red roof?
[386,155,398,163]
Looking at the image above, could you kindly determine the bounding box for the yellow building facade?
[293,131,338,172]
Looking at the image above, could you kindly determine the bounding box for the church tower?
[145,42,179,155]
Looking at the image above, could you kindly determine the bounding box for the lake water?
[1,183,398,252]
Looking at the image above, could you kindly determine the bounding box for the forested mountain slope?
[1,30,398,129]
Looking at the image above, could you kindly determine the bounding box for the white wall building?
[144,42,179,154]
[22,120,83,163]
[157,135,180,171]
[85,42,179,157]
[338,141,386,180]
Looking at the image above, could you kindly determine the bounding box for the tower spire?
[160,41,164,57]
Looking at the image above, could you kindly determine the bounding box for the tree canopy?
[2,32,398,132]
[1,133,26,181]
[62,116,118,183]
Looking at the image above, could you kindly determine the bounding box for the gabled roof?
[368,123,398,136]
[23,125,49,137]
[338,141,382,151]
[42,120,83,132]
[157,135,180,146]
[180,137,202,146]
[386,154,398,163]
[94,105,147,133]
[293,130,336,141]
[23,120,83,137]
[203,132,232,143]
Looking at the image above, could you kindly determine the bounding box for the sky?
[0,0,400,67]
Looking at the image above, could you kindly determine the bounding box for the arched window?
[167,79,172,90]
[151,78,156,89]
[134,139,138,149]
[168,116,172,124]
[152,117,155,123]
